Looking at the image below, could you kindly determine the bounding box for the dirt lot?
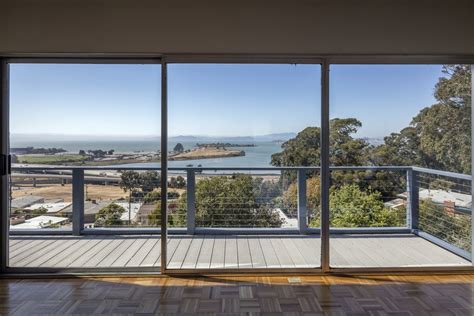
[11,184,127,202]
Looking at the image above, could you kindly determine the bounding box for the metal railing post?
[297,169,308,234]
[72,169,84,235]
[406,168,419,231]
[186,169,196,234]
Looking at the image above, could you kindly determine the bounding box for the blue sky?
[9,63,441,138]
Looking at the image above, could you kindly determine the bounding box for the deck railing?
[8,165,472,260]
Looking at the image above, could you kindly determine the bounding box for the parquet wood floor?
[1,274,474,315]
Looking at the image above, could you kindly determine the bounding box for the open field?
[11,183,185,202]
[11,184,127,202]
[17,154,88,164]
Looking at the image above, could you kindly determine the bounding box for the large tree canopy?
[372,64,471,174]
[271,118,369,167]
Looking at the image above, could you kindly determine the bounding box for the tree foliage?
[271,118,369,167]
[120,171,161,195]
[173,143,184,153]
[147,202,186,227]
[169,176,186,189]
[177,174,283,228]
[95,203,125,226]
[278,177,321,218]
[324,184,404,228]
[371,64,471,174]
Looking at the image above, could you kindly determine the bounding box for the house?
[10,215,69,229]
[10,195,44,210]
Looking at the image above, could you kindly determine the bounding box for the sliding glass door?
[1,57,472,274]
[329,64,472,268]
[6,61,163,270]
[165,63,322,271]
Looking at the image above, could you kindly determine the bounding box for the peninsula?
[169,147,245,160]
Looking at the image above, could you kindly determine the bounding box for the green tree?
[271,118,369,168]
[169,176,186,189]
[371,64,471,174]
[139,171,161,193]
[120,171,141,224]
[173,143,184,153]
[278,177,321,220]
[147,202,186,227]
[144,190,161,203]
[315,184,404,228]
[177,174,283,228]
[95,203,125,226]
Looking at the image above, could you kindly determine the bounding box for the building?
[10,195,44,210]
[397,189,472,214]
[10,215,69,229]
[24,202,71,214]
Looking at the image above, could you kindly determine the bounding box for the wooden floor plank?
[66,239,115,267]
[281,237,308,267]
[168,237,192,269]
[195,236,214,269]
[25,239,81,267]
[79,238,123,268]
[50,238,103,267]
[140,238,163,267]
[165,237,182,266]
[248,237,267,268]
[259,238,280,268]
[298,237,320,267]
[7,234,470,269]
[210,237,226,269]
[3,274,474,315]
[127,238,158,267]
[9,239,61,266]
[270,238,295,268]
[224,236,238,269]
[237,237,252,269]
[95,238,137,267]
[9,239,56,261]
[111,238,148,267]
[181,236,204,269]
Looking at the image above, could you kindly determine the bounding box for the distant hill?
[362,137,385,146]
[12,133,298,144]
[169,133,297,142]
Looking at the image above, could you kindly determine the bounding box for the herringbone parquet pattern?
[1,275,474,315]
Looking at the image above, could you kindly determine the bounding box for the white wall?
[1,0,473,55]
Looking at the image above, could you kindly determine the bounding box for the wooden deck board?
[195,236,214,269]
[127,238,158,267]
[168,237,192,269]
[237,237,252,269]
[224,236,238,269]
[248,238,266,268]
[8,234,470,269]
[140,238,162,267]
[181,236,204,269]
[210,237,226,269]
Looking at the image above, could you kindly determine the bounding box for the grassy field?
[11,184,127,202]
[17,154,88,164]
[11,184,185,202]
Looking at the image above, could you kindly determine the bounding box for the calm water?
[11,139,284,168]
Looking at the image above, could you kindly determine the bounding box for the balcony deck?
[8,234,470,269]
